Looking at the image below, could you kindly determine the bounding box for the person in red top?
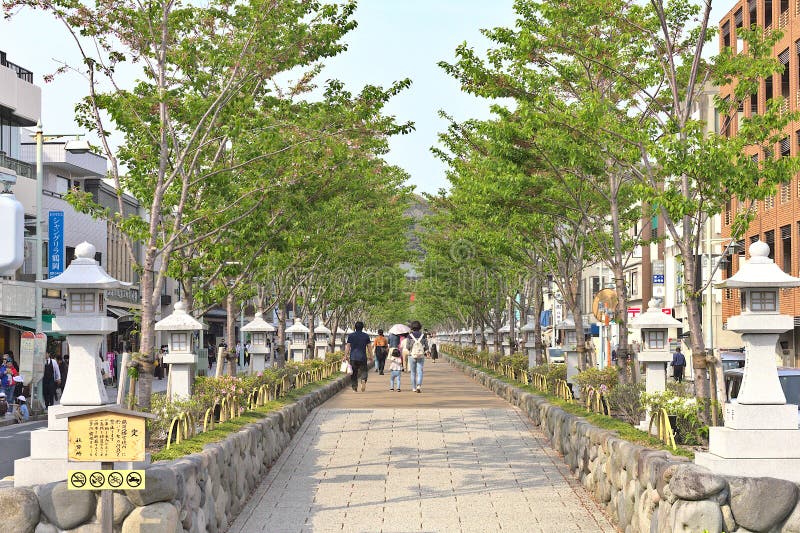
[373,330,389,375]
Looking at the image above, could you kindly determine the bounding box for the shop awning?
[0,316,64,337]
[107,306,134,321]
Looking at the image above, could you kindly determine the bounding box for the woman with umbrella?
[388,324,411,371]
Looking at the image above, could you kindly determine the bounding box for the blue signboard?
[652,274,665,284]
[48,211,65,278]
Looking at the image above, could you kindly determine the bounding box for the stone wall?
[449,357,800,533]
[2,375,348,533]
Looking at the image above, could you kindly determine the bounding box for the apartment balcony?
[0,152,33,179]
[0,51,40,126]
[19,138,106,178]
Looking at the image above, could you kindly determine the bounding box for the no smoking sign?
[68,470,146,491]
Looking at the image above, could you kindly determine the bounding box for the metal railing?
[648,408,677,450]
[554,379,574,402]
[581,386,611,416]
[164,361,340,449]
[0,51,33,83]
[0,152,33,178]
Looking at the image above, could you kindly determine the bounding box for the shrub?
[499,353,529,371]
[606,383,645,425]
[575,366,619,391]
[530,363,567,392]
[641,389,710,446]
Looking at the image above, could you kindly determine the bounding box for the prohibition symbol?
[126,471,143,488]
[107,471,124,488]
[89,471,105,488]
[70,471,87,488]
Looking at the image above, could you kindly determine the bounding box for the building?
[720,0,800,366]
[0,49,40,357]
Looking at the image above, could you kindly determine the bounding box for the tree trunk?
[533,280,545,365]
[276,304,286,368]
[226,292,237,376]
[683,256,710,404]
[136,251,156,410]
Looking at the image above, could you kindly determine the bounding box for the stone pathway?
[230,361,617,533]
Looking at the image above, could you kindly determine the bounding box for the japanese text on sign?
[68,412,146,462]
[48,210,64,278]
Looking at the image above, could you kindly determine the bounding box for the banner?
[48,210,65,278]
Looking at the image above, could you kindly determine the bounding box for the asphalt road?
[0,419,48,479]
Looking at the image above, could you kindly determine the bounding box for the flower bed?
[144,354,343,454]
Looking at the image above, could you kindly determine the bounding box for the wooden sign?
[68,411,146,462]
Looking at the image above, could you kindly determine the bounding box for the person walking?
[404,321,429,393]
[1,355,14,400]
[42,353,61,408]
[345,321,373,392]
[430,341,438,363]
[670,346,686,382]
[373,329,389,375]
[388,348,403,391]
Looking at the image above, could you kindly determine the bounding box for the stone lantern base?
[250,351,267,373]
[565,350,580,398]
[695,402,800,482]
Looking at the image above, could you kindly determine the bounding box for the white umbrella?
[388,323,411,335]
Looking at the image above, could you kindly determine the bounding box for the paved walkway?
[230,360,617,533]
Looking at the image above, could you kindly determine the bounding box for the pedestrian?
[1,355,14,400]
[670,346,686,382]
[0,392,7,416]
[42,352,61,408]
[245,341,252,368]
[14,395,29,423]
[388,348,403,391]
[430,341,438,363]
[404,321,429,393]
[374,329,389,375]
[235,342,243,367]
[399,334,409,371]
[345,321,372,392]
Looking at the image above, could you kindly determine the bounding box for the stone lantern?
[629,299,682,428]
[314,323,331,359]
[485,327,496,353]
[556,315,580,395]
[499,324,512,356]
[521,318,537,367]
[334,327,347,352]
[40,242,124,406]
[15,242,143,486]
[286,318,310,362]
[155,301,206,400]
[695,240,800,482]
[241,312,276,372]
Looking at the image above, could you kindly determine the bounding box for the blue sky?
[0,1,729,194]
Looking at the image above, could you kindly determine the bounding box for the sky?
[0,0,731,195]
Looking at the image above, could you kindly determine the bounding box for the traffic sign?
[68,470,146,491]
[652,274,665,284]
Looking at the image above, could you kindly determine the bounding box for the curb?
[0,414,48,428]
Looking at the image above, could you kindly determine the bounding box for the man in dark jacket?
[670,347,686,382]
[345,321,372,392]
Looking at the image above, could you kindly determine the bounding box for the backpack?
[409,333,426,359]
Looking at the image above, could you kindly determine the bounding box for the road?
[0,419,47,479]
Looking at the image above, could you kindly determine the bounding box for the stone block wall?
[2,375,348,533]
[449,357,800,533]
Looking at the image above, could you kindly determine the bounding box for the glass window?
[750,290,777,311]
[646,330,666,350]
[69,292,96,313]
[171,332,188,351]
[252,332,265,345]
